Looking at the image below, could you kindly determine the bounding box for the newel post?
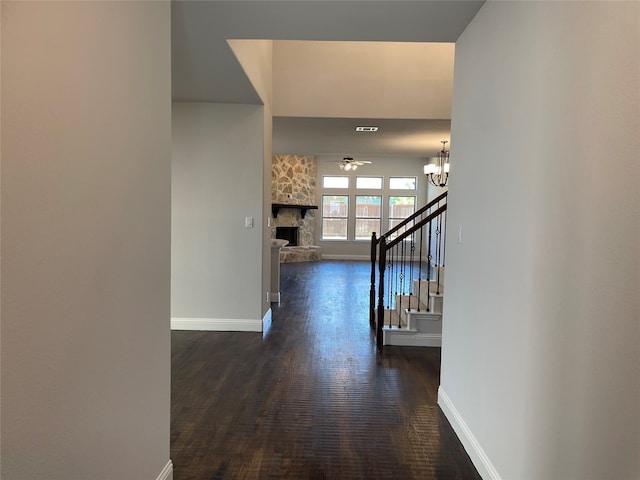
[369,232,377,330]
[377,236,387,350]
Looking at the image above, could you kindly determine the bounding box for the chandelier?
[424,140,450,187]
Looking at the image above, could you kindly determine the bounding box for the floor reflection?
[171,260,481,479]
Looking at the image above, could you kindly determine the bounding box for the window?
[323,176,349,189]
[322,195,349,240]
[388,196,416,237]
[389,177,417,190]
[355,195,382,240]
[356,176,383,189]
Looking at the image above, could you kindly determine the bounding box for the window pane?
[322,195,348,217]
[355,219,381,240]
[355,195,381,240]
[322,195,348,240]
[322,219,348,240]
[356,176,383,189]
[323,176,349,189]
[389,177,417,190]
[355,195,381,218]
[389,196,416,218]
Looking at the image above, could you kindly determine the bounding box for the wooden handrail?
[384,191,447,240]
[384,204,447,250]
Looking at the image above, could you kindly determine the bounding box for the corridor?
[171,260,480,479]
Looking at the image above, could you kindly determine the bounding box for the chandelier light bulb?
[424,140,450,187]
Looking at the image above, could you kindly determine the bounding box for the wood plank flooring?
[171,260,480,480]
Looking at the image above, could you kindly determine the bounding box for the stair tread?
[404,308,442,316]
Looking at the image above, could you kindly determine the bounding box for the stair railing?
[370,192,448,349]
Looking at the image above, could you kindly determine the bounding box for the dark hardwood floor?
[171,260,480,480]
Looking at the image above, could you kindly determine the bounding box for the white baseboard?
[438,387,502,480]
[156,460,173,480]
[171,317,262,332]
[321,254,370,261]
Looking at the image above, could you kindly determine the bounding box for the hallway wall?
[172,102,265,329]
[440,2,640,479]
[1,2,172,478]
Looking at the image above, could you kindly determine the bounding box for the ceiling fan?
[338,157,372,171]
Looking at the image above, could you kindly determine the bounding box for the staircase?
[370,192,447,350]
[382,270,445,347]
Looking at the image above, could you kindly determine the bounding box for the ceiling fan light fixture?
[338,156,372,171]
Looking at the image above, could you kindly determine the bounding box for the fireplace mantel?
[271,203,318,219]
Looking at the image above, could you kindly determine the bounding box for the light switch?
[245,216,254,228]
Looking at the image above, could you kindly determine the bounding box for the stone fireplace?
[272,154,321,262]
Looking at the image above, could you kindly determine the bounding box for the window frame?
[389,176,417,190]
[354,194,382,241]
[322,175,350,189]
[355,176,383,190]
[387,195,417,238]
[321,194,349,241]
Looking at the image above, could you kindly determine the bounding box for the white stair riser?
[412,317,442,334]
[413,279,444,295]
[394,295,442,321]
[383,330,442,347]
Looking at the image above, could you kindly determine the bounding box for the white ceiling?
[171,0,485,157]
[272,117,451,159]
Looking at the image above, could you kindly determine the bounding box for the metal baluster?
[435,214,442,295]
[426,219,432,312]
[417,226,424,312]
[388,245,395,329]
[442,210,447,268]
[409,226,416,307]
[399,238,405,328]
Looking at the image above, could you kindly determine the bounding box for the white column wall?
[440,2,640,479]
[1,2,172,479]
[227,39,275,320]
[171,102,264,328]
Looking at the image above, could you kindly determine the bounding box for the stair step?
[413,278,445,294]
[394,294,442,320]
[404,308,442,333]
[379,308,406,329]
[382,329,442,347]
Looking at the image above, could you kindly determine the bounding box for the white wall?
[227,39,275,320]
[315,156,429,259]
[172,102,265,328]
[1,2,172,479]
[440,2,640,479]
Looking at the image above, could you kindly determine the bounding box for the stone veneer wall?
[271,154,317,247]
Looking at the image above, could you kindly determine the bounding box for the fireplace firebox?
[276,227,298,247]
